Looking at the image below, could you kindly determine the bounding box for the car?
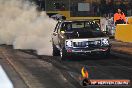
[51,20,111,60]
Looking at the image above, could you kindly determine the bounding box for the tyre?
[101,49,110,58]
[52,44,60,56]
[60,48,67,60]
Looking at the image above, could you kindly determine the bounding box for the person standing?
[107,1,114,17]
[114,8,126,25]
[100,15,108,32]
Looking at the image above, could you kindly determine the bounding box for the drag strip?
[0,49,28,88]
[1,45,132,88]
[0,45,77,88]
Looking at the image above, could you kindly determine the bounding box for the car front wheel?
[101,49,110,58]
[60,48,67,60]
[52,44,60,56]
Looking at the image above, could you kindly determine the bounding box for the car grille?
[73,41,101,48]
[73,41,87,47]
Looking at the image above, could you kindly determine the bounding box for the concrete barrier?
[128,17,132,24]
[115,24,132,42]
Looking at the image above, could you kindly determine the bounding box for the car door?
[58,23,67,49]
[52,22,61,45]
[58,31,64,49]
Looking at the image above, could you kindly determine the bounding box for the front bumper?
[65,47,110,56]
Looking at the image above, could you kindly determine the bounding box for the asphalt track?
[0,45,132,88]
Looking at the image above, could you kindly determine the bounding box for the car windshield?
[61,21,100,32]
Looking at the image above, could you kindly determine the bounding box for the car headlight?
[102,39,109,46]
[65,40,72,47]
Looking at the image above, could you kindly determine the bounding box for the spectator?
[114,8,126,25]
[60,4,65,11]
[107,1,114,17]
[92,1,98,16]
[100,0,108,16]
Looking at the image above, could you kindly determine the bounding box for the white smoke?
[0,0,57,55]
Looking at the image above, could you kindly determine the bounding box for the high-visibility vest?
[114,13,126,23]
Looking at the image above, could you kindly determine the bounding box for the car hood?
[64,31,107,39]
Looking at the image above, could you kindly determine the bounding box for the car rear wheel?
[52,44,60,56]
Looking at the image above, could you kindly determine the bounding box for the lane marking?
[0,65,14,88]
[2,51,32,88]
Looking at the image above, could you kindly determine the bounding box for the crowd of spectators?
[71,0,132,17]
[98,0,127,17]
[31,0,132,17]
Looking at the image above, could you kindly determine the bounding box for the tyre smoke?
[0,0,57,55]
